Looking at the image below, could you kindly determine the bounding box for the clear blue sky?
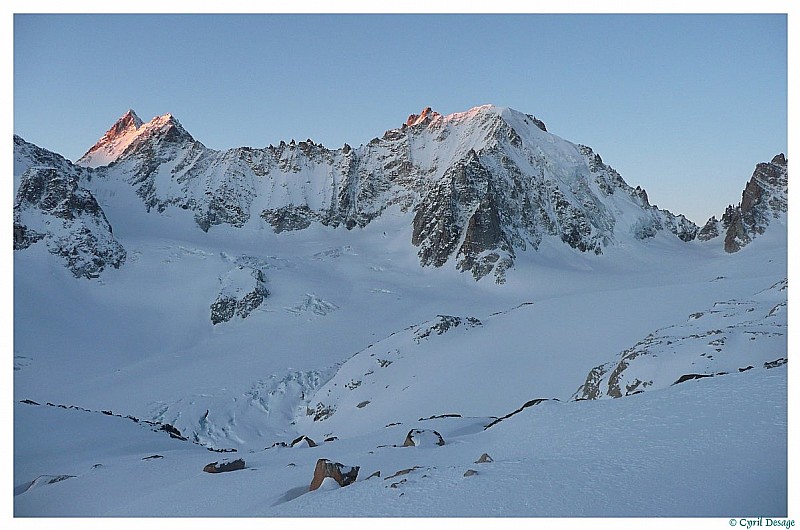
[13,13,788,224]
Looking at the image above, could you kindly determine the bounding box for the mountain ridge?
[13,105,786,282]
[66,105,699,281]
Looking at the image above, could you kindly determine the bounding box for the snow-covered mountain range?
[25,105,702,281]
[13,105,788,517]
[15,106,784,283]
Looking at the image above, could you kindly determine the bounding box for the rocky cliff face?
[13,138,126,278]
[698,154,787,252]
[411,149,514,281]
[67,105,698,282]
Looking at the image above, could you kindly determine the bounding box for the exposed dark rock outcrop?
[306,402,336,422]
[261,204,320,233]
[526,114,547,132]
[403,429,445,447]
[419,413,462,421]
[210,266,270,324]
[290,435,317,448]
[384,466,421,480]
[413,314,482,342]
[15,475,76,496]
[484,398,552,429]
[672,373,717,385]
[203,458,245,473]
[764,357,787,369]
[159,423,187,440]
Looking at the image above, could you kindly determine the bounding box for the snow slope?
[13,213,788,517]
[14,365,787,516]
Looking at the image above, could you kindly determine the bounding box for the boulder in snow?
[403,429,445,447]
[290,435,317,448]
[309,458,359,491]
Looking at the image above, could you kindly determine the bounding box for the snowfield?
[12,214,790,519]
[13,365,787,517]
[11,105,791,521]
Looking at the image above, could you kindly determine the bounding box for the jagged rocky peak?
[112,109,144,136]
[405,106,442,127]
[147,112,183,131]
[771,153,787,166]
[697,216,721,241]
[77,110,195,168]
[95,109,144,146]
[698,153,787,252]
[138,113,196,147]
[77,110,144,167]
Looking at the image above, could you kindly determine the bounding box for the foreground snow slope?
[14,365,787,517]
